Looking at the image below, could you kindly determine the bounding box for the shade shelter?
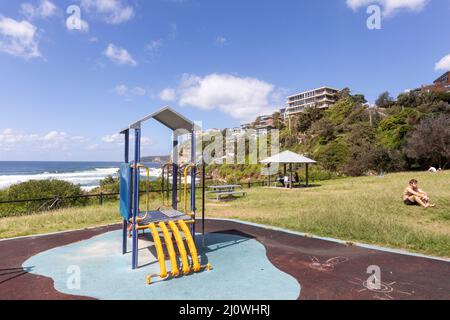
[261,151,317,189]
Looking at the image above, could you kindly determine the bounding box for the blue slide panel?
[120,163,132,220]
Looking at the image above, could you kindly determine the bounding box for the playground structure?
[119,107,208,283]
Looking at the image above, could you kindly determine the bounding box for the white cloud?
[0,128,87,151]
[104,43,137,66]
[435,54,450,72]
[0,128,38,145]
[145,39,163,53]
[66,17,90,33]
[113,84,129,96]
[101,133,122,144]
[81,0,134,24]
[131,87,146,96]
[102,133,151,145]
[177,73,278,122]
[113,84,146,98]
[215,36,227,46]
[346,0,428,16]
[20,0,57,20]
[0,16,41,59]
[159,88,177,102]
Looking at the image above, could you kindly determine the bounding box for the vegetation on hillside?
[206,89,450,182]
[270,89,450,176]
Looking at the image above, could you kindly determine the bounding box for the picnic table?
[207,185,246,201]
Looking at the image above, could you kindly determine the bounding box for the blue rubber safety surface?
[23,231,301,300]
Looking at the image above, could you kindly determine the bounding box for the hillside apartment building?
[240,86,340,131]
[284,86,339,119]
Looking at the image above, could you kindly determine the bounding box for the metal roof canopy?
[260,151,316,164]
[120,106,194,133]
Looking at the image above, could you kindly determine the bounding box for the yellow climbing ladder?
[158,222,179,278]
[144,220,208,284]
[178,220,201,273]
[148,223,167,279]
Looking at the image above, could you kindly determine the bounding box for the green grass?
[0,203,120,239]
[207,171,450,258]
[0,171,449,258]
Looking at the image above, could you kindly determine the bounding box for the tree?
[294,107,324,133]
[314,139,349,172]
[336,87,351,100]
[377,108,420,148]
[309,118,336,145]
[376,91,394,108]
[404,115,450,169]
[271,112,285,130]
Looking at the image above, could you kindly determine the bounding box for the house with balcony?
[412,71,450,93]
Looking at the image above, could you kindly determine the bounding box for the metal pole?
[124,130,129,163]
[202,160,206,237]
[191,130,196,238]
[132,128,141,270]
[290,163,293,189]
[172,133,178,210]
[122,130,130,255]
[306,164,310,188]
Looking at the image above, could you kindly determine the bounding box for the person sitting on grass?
[403,179,436,208]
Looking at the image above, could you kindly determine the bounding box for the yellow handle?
[134,165,150,223]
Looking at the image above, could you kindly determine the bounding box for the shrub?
[404,114,450,169]
[0,180,88,217]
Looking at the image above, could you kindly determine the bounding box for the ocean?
[0,161,161,191]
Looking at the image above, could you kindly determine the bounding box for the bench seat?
[210,191,246,200]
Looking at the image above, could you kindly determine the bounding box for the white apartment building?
[284,86,339,119]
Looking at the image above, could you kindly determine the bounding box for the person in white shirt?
[284,175,290,188]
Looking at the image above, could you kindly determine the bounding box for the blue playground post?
[132,128,141,270]
[122,129,130,255]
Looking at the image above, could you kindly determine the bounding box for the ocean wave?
[0,166,165,190]
[0,167,119,190]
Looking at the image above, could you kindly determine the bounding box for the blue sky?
[0,0,449,161]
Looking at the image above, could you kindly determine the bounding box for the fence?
[0,181,268,217]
